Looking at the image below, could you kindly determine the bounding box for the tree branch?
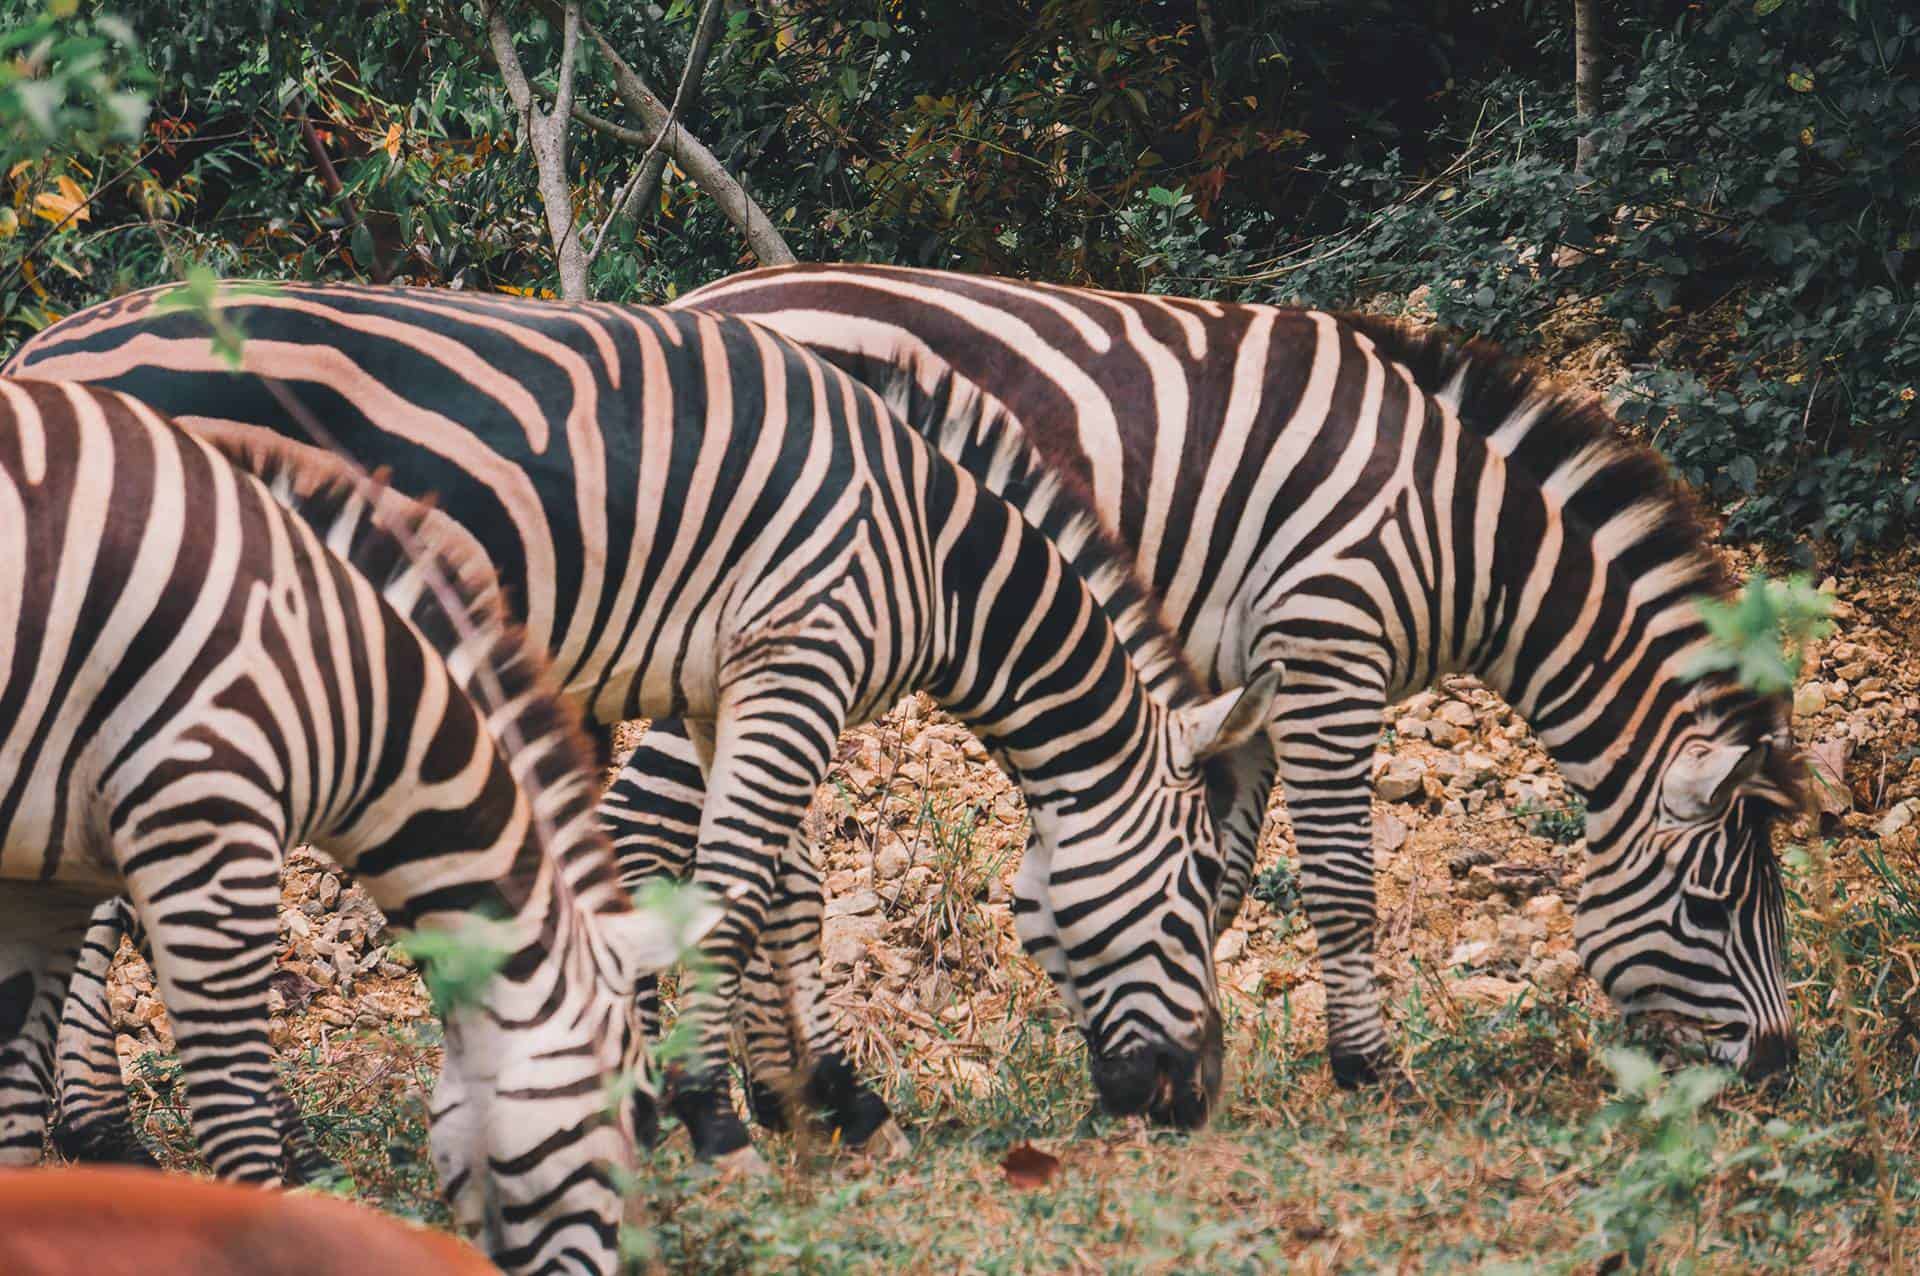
[582,18,796,266]
[584,0,724,271]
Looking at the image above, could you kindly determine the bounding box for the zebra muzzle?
[1088,1007,1224,1129]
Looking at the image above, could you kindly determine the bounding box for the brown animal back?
[0,1168,497,1275]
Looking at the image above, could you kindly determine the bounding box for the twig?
[583,0,722,270]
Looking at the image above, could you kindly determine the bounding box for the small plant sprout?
[395,913,516,1018]
[1685,572,1834,696]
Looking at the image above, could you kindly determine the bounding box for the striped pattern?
[0,379,686,1275]
[6,287,1271,1165]
[670,263,1804,1084]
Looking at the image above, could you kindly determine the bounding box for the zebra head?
[1018,666,1281,1129]
[429,894,721,1265]
[1576,714,1801,1081]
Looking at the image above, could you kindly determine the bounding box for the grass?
[132,834,1909,1274]
[103,694,1920,1273]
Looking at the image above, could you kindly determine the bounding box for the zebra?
[0,378,707,1275]
[6,286,1276,1167]
[648,262,1805,1092]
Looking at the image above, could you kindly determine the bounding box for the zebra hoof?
[49,1118,158,1168]
[744,1078,792,1133]
[1329,1048,1396,1091]
[710,1144,770,1180]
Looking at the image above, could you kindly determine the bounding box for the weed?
[1515,795,1587,845]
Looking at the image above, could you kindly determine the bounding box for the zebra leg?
[609,716,897,1156]
[52,897,337,1182]
[755,854,905,1156]
[602,717,708,1046]
[49,897,157,1167]
[670,688,842,1172]
[0,889,99,1166]
[1272,689,1396,1087]
[122,823,287,1184]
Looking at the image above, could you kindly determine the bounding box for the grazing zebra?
[0,379,704,1275]
[7,288,1273,1167]
[657,263,1804,1089]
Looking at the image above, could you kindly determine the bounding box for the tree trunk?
[584,22,797,266]
[1574,0,1601,179]
[482,0,591,299]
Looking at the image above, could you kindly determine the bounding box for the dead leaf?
[383,122,402,160]
[1806,736,1853,816]
[1000,1141,1060,1189]
[269,968,323,1011]
[32,175,90,226]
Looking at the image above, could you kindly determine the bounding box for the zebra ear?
[1663,741,1765,822]
[602,887,729,978]
[1171,664,1283,773]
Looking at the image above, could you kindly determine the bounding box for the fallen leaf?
[269,968,323,1011]
[1806,736,1853,816]
[383,122,402,160]
[1000,1141,1060,1189]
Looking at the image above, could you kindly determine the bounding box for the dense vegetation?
[3,0,1916,547]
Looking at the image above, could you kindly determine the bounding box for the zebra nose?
[1743,1030,1798,1082]
[1087,1009,1223,1128]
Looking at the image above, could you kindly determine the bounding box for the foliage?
[1249,857,1300,919]
[1515,794,1587,845]
[1686,572,1835,695]
[0,2,149,166]
[395,915,513,1017]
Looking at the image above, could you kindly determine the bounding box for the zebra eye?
[1682,887,1730,932]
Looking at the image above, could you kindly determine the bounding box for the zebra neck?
[921,484,1162,793]
[1461,498,1713,844]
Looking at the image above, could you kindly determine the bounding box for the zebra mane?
[849,354,1208,707]
[210,432,625,898]
[1335,312,1802,807]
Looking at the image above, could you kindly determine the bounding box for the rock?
[269,968,322,1011]
[1438,700,1477,729]
[1448,940,1495,969]
[1531,950,1582,994]
[1877,801,1918,839]
[314,873,341,911]
[1523,894,1567,924]
[1794,683,1827,717]
[1460,751,1500,785]
[1375,757,1428,803]
[1447,846,1497,882]
[1426,720,1465,748]
[1216,929,1248,963]
[1374,813,1410,854]
[1447,974,1531,1009]
[825,890,883,921]
[1806,737,1854,816]
[874,834,912,881]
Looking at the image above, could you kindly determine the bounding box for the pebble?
[1216,929,1248,962]
[1794,683,1827,717]
[824,889,883,921]
[1376,757,1428,803]
[1447,974,1531,1009]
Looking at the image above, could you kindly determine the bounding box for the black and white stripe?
[0,378,696,1275]
[668,263,1803,1085]
[7,288,1271,1166]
